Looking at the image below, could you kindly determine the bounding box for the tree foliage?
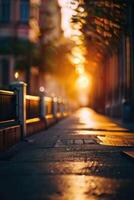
[0,37,40,70]
[71,0,128,61]
[40,43,75,80]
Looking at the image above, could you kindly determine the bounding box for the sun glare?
[58,0,92,106]
[75,65,85,75]
[58,0,73,37]
[77,74,90,89]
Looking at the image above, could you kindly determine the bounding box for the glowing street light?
[39,86,45,93]
[14,72,19,80]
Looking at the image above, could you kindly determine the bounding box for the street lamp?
[14,72,19,80]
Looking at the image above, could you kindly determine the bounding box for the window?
[1,59,10,85]
[20,0,29,23]
[0,0,10,23]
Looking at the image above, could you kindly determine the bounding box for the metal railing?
[44,97,53,116]
[57,98,63,114]
[0,90,69,126]
[26,95,40,120]
[0,82,76,152]
[0,82,73,135]
[0,90,17,125]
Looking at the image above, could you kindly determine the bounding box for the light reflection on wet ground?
[98,135,134,146]
[77,108,127,131]
[40,175,133,200]
[53,108,127,132]
[44,175,121,200]
[0,107,134,199]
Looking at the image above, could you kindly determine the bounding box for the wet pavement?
[0,108,134,200]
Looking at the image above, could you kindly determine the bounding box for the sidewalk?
[116,120,134,131]
[0,108,134,200]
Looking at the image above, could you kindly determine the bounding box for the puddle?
[98,135,134,147]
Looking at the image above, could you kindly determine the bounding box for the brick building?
[0,0,40,94]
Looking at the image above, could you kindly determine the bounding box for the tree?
[71,0,128,62]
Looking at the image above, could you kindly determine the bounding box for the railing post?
[62,99,65,115]
[52,97,57,117]
[10,81,27,140]
[40,93,46,118]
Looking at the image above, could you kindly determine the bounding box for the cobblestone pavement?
[0,108,134,200]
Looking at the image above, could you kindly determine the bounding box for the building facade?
[39,0,63,97]
[92,2,134,122]
[0,0,40,93]
[39,0,62,45]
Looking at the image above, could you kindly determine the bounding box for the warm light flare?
[71,55,85,65]
[14,72,19,80]
[58,0,74,37]
[39,86,45,93]
[78,6,85,13]
[76,73,93,106]
[77,74,90,89]
[73,57,81,65]
[72,46,86,55]
[75,65,85,75]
